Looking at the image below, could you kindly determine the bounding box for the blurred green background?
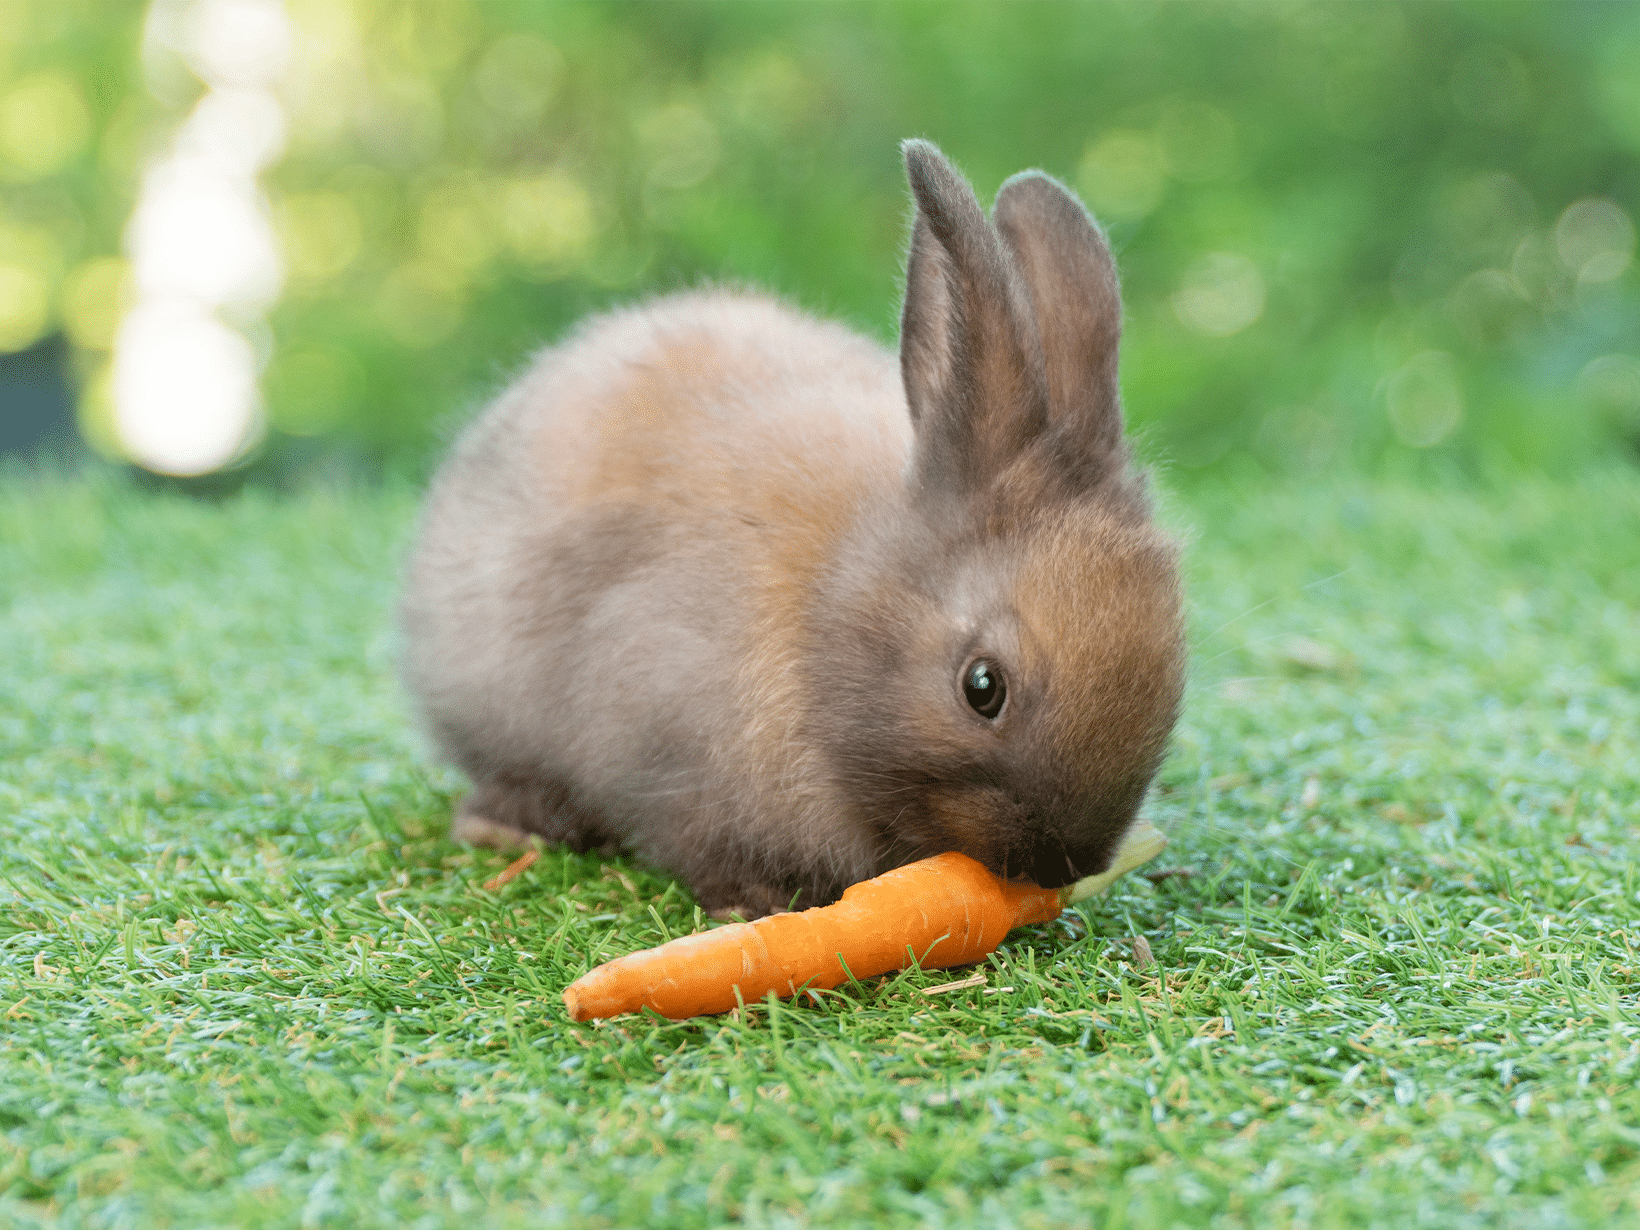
[2,0,1638,482]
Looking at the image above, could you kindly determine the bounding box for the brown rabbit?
[400,140,1185,919]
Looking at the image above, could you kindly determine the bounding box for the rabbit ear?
[899,140,1048,497]
[992,171,1124,488]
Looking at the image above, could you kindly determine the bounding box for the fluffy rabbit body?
[401,141,1185,919]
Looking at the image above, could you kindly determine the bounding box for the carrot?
[561,819,1167,1021]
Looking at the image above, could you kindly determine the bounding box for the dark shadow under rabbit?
[400,140,1185,920]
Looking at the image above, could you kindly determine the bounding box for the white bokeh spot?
[114,0,290,476]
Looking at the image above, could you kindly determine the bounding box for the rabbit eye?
[962,659,1007,719]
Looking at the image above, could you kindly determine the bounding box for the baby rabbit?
[400,140,1185,920]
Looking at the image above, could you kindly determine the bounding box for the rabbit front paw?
[699,881,803,922]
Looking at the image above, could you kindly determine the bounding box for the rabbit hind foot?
[450,777,612,854]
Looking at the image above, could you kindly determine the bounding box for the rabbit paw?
[450,807,539,851]
[450,777,611,853]
[700,882,804,922]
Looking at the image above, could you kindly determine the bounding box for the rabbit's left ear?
[992,172,1125,489]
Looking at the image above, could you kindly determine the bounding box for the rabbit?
[399,139,1185,921]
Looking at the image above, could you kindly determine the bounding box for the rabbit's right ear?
[991,171,1125,490]
[899,140,1048,500]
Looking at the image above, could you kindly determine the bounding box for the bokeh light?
[1173,253,1266,339]
[1385,351,1465,449]
[1555,198,1635,284]
[112,0,291,476]
[1077,130,1169,224]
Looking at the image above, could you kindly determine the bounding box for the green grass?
[2,466,1638,1229]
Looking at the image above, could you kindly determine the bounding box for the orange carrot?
[561,820,1166,1021]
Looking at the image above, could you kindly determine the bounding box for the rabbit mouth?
[1006,837,1114,889]
[1005,842,1077,889]
[912,780,1130,888]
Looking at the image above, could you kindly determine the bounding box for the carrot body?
[562,852,1063,1021]
[560,820,1169,1021]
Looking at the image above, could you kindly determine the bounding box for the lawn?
[2,466,1638,1228]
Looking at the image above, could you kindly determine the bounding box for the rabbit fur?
[400,140,1185,920]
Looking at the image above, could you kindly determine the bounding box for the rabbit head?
[805,140,1185,890]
